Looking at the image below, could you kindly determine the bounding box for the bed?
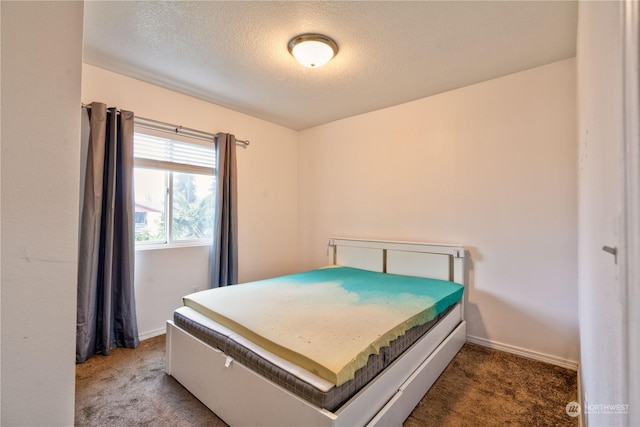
[166,237,466,426]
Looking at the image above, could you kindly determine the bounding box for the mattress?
[173,303,456,411]
[182,266,464,386]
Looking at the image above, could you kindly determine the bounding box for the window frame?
[133,128,216,250]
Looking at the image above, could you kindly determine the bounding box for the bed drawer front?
[167,321,336,426]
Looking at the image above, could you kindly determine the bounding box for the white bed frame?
[166,237,466,426]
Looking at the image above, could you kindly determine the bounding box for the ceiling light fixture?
[288,34,338,68]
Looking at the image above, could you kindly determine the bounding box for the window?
[133,131,215,247]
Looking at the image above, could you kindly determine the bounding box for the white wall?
[577,2,630,425]
[1,2,83,425]
[299,59,579,366]
[82,64,299,338]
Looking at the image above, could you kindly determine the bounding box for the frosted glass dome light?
[288,34,338,68]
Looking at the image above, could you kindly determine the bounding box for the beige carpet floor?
[75,335,578,426]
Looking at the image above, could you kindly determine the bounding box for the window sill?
[135,242,212,251]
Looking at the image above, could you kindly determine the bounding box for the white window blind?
[134,132,215,175]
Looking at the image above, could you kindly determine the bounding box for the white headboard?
[327,237,465,285]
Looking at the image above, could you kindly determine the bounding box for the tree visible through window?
[172,172,215,241]
[133,132,215,246]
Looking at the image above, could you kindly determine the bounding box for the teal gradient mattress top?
[183,266,463,385]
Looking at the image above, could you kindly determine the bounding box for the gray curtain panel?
[210,132,239,287]
[76,102,139,363]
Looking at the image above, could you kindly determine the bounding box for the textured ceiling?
[83,1,578,131]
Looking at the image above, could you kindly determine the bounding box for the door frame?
[623,1,639,424]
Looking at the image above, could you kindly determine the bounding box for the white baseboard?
[466,335,579,371]
[139,327,166,341]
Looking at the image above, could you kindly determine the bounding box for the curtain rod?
[81,104,250,147]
